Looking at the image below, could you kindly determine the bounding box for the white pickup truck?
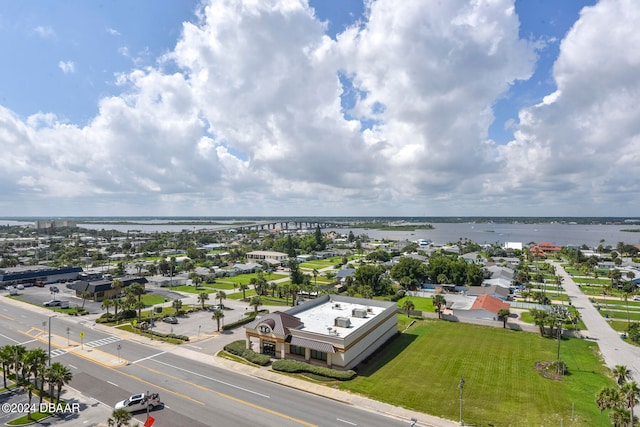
[114,392,161,413]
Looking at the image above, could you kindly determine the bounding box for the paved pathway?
[550,261,640,378]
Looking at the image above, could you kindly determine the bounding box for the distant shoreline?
[2,216,640,226]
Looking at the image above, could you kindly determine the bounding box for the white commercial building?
[245,295,398,370]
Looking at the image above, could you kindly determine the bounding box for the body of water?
[4,218,640,248]
[332,222,640,248]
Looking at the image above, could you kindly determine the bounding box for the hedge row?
[220,310,268,331]
[132,325,190,342]
[271,360,356,380]
[223,341,271,366]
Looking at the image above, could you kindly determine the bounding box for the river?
[2,218,639,248]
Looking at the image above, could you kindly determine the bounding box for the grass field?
[339,320,613,426]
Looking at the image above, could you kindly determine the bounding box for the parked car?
[207,305,222,312]
[43,300,61,307]
[49,286,60,293]
[162,316,178,324]
[633,295,640,302]
[114,392,161,413]
[16,284,24,290]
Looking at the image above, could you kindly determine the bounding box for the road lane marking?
[131,351,166,364]
[143,360,316,426]
[337,418,357,425]
[107,381,119,387]
[68,364,78,369]
[150,359,270,398]
[0,333,20,343]
[0,313,14,321]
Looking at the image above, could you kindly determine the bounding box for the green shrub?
[272,359,356,380]
[222,341,270,366]
[242,350,271,366]
[221,312,260,331]
[224,340,247,356]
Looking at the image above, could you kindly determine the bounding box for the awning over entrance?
[289,336,336,353]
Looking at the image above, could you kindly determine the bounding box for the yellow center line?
[139,365,317,426]
[19,329,315,425]
[0,313,14,321]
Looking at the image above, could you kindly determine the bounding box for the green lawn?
[141,294,167,306]
[339,320,613,426]
[397,295,436,313]
[572,277,610,285]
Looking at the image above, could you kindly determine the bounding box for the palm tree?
[250,296,262,314]
[112,298,121,322]
[47,362,73,405]
[0,345,15,389]
[614,365,632,387]
[126,282,145,322]
[13,345,26,381]
[198,292,209,310]
[239,284,249,300]
[401,299,415,316]
[596,386,622,412]
[212,309,224,332]
[108,408,132,427]
[216,290,227,308]
[530,309,550,337]
[172,299,183,316]
[24,348,48,402]
[432,294,446,319]
[312,268,319,286]
[498,308,511,328]
[111,278,122,299]
[101,298,114,315]
[621,381,640,426]
[22,379,37,420]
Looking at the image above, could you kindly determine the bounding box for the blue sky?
[0,0,638,217]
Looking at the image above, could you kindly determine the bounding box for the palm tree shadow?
[354,332,418,377]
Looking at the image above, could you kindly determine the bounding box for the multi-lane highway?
[0,297,433,427]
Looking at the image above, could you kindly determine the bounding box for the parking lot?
[3,282,274,343]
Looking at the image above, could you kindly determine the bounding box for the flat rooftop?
[294,298,386,337]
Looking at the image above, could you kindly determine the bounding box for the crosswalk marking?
[50,348,68,358]
[83,335,121,348]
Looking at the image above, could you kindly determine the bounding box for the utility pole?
[458,377,465,426]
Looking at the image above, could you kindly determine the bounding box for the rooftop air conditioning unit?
[352,308,367,318]
[334,317,351,328]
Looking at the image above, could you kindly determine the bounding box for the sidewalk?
[3,293,460,426]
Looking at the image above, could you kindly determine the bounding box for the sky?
[1,0,638,218]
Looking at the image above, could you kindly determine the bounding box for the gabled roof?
[470,295,510,314]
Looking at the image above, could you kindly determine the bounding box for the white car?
[632,295,640,302]
[114,393,161,413]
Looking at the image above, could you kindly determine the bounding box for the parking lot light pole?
[458,377,465,426]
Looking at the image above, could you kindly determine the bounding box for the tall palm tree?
[130,282,145,321]
[498,308,511,328]
[172,299,183,316]
[47,362,73,405]
[212,309,224,332]
[112,298,121,323]
[432,294,446,319]
[239,284,249,301]
[614,365,632,387]
[198,292,209,309]
[621,381,640,426]
[312,268,319,286]
[101,298,114,315]
[250,296,263,314]
[21,379,37,420]
[596,386,622,412]
[216,290,227,308]
[14,345,26,381]
[0,345,15,389]
[111,279,123,299]
[24,348,48,401]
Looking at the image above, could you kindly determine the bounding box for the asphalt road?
[0,295,437,427]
